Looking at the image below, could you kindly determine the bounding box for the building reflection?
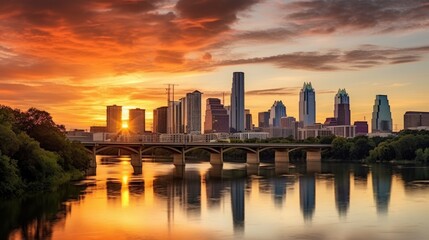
[231,179,245,232]
[106,178,122,200]
[185,171,202,217]
[333,165,350,217]
[371,164,392,215]
[128,180,144,196]
[353,164,369,188]
[299,173,316,222]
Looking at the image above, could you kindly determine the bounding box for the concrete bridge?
[82,142,332,173]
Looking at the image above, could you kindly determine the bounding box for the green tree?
[331,137,351,160]
[0,154,23,197]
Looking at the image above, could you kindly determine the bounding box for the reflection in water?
[299,174,316,222]
[371,165,392,215]
[332,165,351,217]
[3,160,429,240]
[231,179,245,232]
[0,184,86,240]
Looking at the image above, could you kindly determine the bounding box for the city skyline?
[1,0,428,131]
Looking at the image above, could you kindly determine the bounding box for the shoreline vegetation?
[0,106,91,198]
[2,105,429,198]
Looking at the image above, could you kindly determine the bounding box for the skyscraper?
[371,95,393,133]
[204,98,229,133]
[334,89,351,125]
[245,109,252,131]
[153,106,167,134]
[299,82,316,127]
[258,111,270,128]
[404,111,429,129]
[269,100,286,127]
[185,90,202,133]
[230,72,245,132]
[129,108,145,134]
[106,105,122,133]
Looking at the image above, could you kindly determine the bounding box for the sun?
[122,123,128,129]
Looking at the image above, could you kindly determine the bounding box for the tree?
[331,137,351,160]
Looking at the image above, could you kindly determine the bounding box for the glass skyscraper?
[230,72,245,132]
[334,89,351,125]
[269,100,286,127]
[299,82,316,127]
[371,95,392,133]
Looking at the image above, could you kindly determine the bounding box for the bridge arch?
[223,146,257,154]
[95,145,140,155]
[141,146,183,155]
[184,146,220,154]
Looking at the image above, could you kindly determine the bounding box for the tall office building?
[129,108,145,134]
[404,111,429,129]
[334,89,351,125]
[258,111,270,128]
[371,95,393,133]
[245,109,252,131]
[106,105,122,133]
[153,106,168,134]
[184,90,202,133]
[299,82,316,127]
[167,101,182,134]
[204,98,229,133]
[230,72,245,132]
[269,100,286,127]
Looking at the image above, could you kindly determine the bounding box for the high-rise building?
[184,90,202,133]
[335,89,351,125]
[269,100,286,127]
[204,98,229,133]
[371,95,393,133]
[230,72,245,132]
[245,109,252,131]
[167,101,182,134]
[153,106,167,134]
[129,108,145,134]
[354,121,368,136]
[404,111,429,129]
[299,82,316,127]
[106,105,122,133]
[281,116,296,128]
[258,111,270,128]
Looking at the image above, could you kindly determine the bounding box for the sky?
[0,0,428,131]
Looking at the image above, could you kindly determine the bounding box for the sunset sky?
[1,0,428,131]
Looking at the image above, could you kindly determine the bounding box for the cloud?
[246,87,300,96]
[0,0,260,80]
[214,45,429,71]
[285,0,429,34]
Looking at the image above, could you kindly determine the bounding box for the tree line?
[0,106,91,198]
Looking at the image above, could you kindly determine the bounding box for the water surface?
[2,158,429,240]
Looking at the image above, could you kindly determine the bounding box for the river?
[2,157,429,240]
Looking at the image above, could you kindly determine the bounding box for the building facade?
[153,106,167,134]
[129,108,145,134]
[245,109,252,131]
[258,111,270,128]
[204,98,229,133]
[269,100,286,127]
[334,89,351,125]
[404,111,429,129]
[299,82,316,127]
[183,90,202,133]
[354,121,368,136]
[371,95,392,133]
[106,105,122,133]
[230,72,245,132]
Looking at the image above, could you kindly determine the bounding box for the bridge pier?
[210,150,223,165]
[275,150,290,164]
[173,150,185,166]
[306,149,322,162]
[246,151,260,165]
[130,149,142,175]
